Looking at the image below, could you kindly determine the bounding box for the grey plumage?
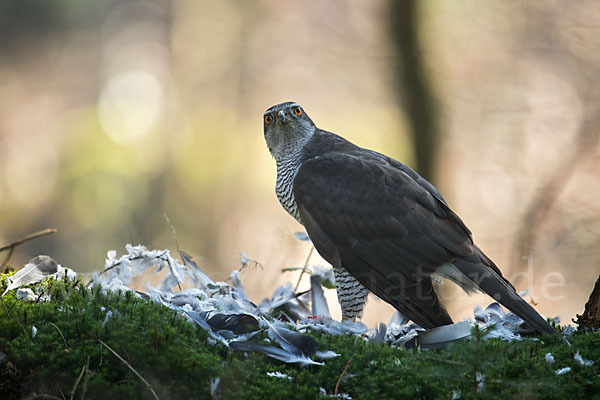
[2,256,57,296]
[263,101,555,335]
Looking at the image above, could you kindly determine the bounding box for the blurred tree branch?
[515,115,599,260]
[514,2,600,265]
[389,0,440,183]
[0,228,57,269]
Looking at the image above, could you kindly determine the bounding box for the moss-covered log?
[0,275,598,399]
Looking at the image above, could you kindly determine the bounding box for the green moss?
[0,274,599,399]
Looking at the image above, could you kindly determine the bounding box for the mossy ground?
[1,273,599,400]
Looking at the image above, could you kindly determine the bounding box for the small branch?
[49,322,69,352]
[98,339,160,400]
[166,258,183,292]
[0,247,14,271]
[294,245,314,293]
[0,228,57,252]
[334,358,352,396]
[69,360,87,400]
[163,214,182,292]
[80,356,91,400]
[0,228,57,269]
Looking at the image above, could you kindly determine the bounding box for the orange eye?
[293,107,302,116]
[265,115,273,124]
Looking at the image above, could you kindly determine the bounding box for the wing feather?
[293,152,470,327]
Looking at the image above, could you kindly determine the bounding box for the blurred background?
[1,0,598,327]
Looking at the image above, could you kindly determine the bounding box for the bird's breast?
[275,158,302,223]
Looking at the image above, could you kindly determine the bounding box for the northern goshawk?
[263,101,555,334]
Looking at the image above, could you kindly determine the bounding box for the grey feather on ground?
[2,256,57,296]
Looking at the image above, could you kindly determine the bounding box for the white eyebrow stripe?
[264,102,301,115]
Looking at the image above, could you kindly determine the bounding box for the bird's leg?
[334,267,369,322]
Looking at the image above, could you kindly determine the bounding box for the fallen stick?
[98,339,160,400]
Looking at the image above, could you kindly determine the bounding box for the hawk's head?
[264,101,315,160]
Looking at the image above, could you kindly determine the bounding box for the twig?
[163,213,184,292]
[80,356,91,400]
[294,245,314,293]
[0,228,57,252]
[98,339,160,400]
[0,228,57,269]
[0,247,14,271]
[166,257,183,292]
[69,361,87,400]
[334,358,352,396]
[49,322,69,352]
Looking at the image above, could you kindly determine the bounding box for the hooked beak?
[278,110,287,125]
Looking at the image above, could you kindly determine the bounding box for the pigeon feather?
[3,256,57,295]
[229,341,323,366]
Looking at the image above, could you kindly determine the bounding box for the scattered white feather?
[16,288,37,302]
[555,367,571,375]
[574,352,593,366]
[476,372,484,392]
[3,256,57,295]
[311,265,336,289]
[85,244,568,369]
[545,353,555,364]
[418,321,474,349]
[315,350,340,360]
[266,371,293,380]
[53,265,77,281]
[210,377,220,399]
[310,275,331,318]
[102,310,114,328]
[230,270,243,291]
[179,250,214,290]
[370,322,387,344]
[229,342,323,366]
[239,251,250,267]
[562,325,576,336]
[293,232,311,242]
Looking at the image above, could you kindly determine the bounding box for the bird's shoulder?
[297,129,439,205]
[295,129,472,237]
